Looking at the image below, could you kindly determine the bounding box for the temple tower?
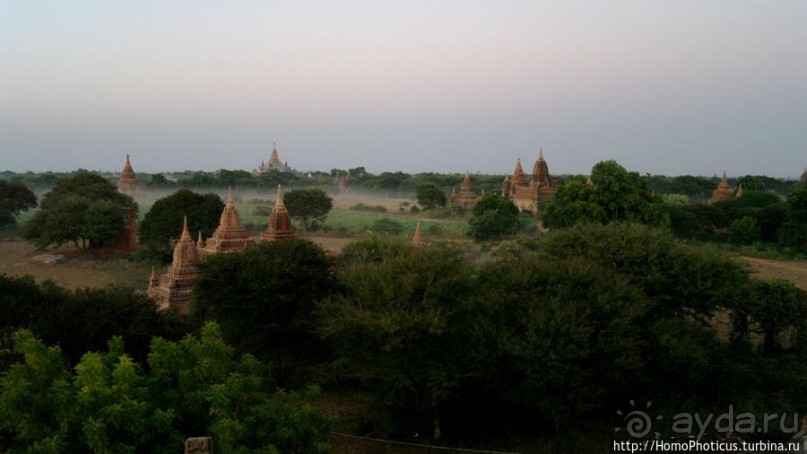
[504,148,558,215]
[501,175,512,197]
[148,217,200,314]
[255,143,291,173]
[450,172,478,209]
[801,168,807,184]
[710,172,735,204]
[531,148,550,187]
[261,184,295,241]
[512,158,527,187]
[116,154,143,196]
[198,187,255,256]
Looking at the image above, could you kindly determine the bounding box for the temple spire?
[181,216,191,240]
[197,231,204,248]
[539,147,544,161]
[226,186,234,205]
[275,184,286,208]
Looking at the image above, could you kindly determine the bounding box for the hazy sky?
[1,1,805,177]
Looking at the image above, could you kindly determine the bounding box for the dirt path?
[742,256,807,290]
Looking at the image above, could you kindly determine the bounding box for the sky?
[1,1,806,177]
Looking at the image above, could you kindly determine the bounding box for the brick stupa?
[451,172,478,209]
[710,172,735,204]
[261,184,295,241]
[148,217,199,314]
[502,148,558,215]
[199,187,254,256]
[116,154,143,196]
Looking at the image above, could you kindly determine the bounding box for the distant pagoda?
[148,217,199,314]
[198,187,255,256]
[502,148,559,216]
[451,172,478,209]
[801,168,807,184]
[116,154,143,196]
[710,172,735,204]
[255,143,292,174]
[261,184,295,241]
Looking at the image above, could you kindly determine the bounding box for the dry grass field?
[742,256,807,290]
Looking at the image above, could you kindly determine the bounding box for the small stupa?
[800,168,807,184]
[261,184,295,241]
[451,172,478,209]
[116,154,143,195]
[710,171,735,204]
[736,184,744,198]
[148,217,199,314]
[199,187,255,255]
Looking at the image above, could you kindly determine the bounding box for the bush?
[350,203,387,213]
[369,218,404,235]
[729,216,760,245]
[410,205,420,214]
[468,193,520,241]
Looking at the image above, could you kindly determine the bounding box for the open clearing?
[742,256,807,290]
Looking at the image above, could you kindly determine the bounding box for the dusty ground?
[0,240,153,290]
[742,256,807,290]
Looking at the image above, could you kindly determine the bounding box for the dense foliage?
[191,239,336,382]
[0,323,331,453]
[415,182,447,209]
[468,193,520,240]
[139,189,225,261]
[24,172,137,249]
[0,179,37,226]
[284,188,334,233]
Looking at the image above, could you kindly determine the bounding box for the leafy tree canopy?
[416,182,447,209]
[23,172,136,249]
[284,188,333,234]
[468,193,520,240]
[0,179,37,226]
[139,189,224,261]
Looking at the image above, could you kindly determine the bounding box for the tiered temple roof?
[148,217,200,314]
[255,143,291,173]
[503,148,558,215]
[261,184,295,241]
[451,172,478,208]
[199,187,255,255]
[116,154,143,195]
[710,172,735,204]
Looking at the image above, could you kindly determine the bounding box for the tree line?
[3,223,807,450]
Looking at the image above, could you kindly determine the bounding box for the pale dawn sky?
[1,1,805,177]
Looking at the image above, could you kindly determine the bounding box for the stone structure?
[261,184,295,241]
[334,171,351,193]
[412,222,426,247]
[198,188,254,256]
[735,184,744,198]
[451,172,478,209]
[148,217,199,314]
[501,148,559,215]
[710,172,735,204]
[185,437,214,454]
[801,168,807,184]
[255,143,291,173]
[116,154,143,196]
[113,155,140,251]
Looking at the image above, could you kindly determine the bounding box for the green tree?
[24,172,136,249]
[0,179,37,226]
[728,216,760,245]
[541,180,606,228]
[319,238,476,440]
[591,160,666,225]
[284,188,333,234]
[416,182,447,209]
[139,189,224,261]
[191,240,335,380]
[468,193,520,240]
[779,187,807,252]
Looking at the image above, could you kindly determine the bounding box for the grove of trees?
[0,179,37,227]
[24,172,137,249]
